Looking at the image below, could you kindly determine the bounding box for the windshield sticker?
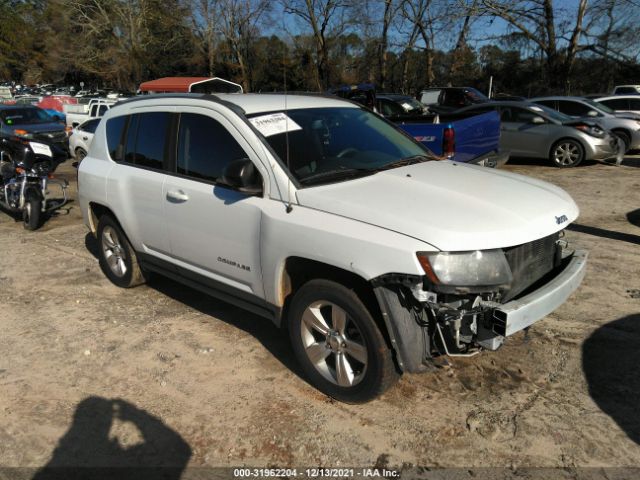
[249,113,302,137]
[29,142,52,157]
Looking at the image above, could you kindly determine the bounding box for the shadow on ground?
[583,314,640,445]
[31,396,191,480]
[627,209,640,228]
[506,156,599,167]
[567,223,640,245]
[149,274,303,379]
[85,233,302,380]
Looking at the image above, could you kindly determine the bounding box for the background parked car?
[69,117,100,161]
[594,96,640,115]
[611,85,640,95]
[375,94,427,117]
[456,101,621,167]
[0,105,69,163]
[531,96,640,151]
[418,87,488,112]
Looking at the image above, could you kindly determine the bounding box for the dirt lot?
[0,155,639,476]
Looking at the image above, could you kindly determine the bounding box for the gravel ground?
[0,155,639,477]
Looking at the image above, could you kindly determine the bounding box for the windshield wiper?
[299,168,374,186]
[374,154,430,172]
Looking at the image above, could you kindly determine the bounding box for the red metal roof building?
[138,77,243,94]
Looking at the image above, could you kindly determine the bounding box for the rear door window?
[80,118,100,134]
[601,98,629,110]
[628,98,640,111]
[558,100,591,116]
[123,112,171,170]
[534,100,556,110]
[176,113,249,183]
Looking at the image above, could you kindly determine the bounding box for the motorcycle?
[0,142,69,230]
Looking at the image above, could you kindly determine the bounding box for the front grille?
[502,232,560,301]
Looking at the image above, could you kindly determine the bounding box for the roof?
[595,95,640,101]
[117,93,356,115]
[0,104,39,110]
[530,96,589,101]
[139,77,243,94]
[219,93,353,114]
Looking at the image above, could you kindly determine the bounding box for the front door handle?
[166,189,189,203]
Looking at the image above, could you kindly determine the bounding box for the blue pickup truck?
[331,85,508,166]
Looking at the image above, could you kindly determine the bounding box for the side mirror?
[221,158,262,195]
[531,116,545,124]
[587,110,599,117]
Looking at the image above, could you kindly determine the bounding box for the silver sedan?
[456,101,621,167]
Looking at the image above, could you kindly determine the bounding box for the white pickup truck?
[64,98,115,127]
[78,93,588,403]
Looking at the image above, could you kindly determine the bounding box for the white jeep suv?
[78,93,587,403]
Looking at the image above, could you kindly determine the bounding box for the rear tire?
[96,214,146,288]
[549,139,584,168]
[23,196,42,231]
[288,279,399,403]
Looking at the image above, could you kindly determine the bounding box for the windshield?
[248,107,431,185]
[466,88,489,102]
[0,107,54,125]
[397,97,424,113]
[583,98,614,114]
[529,104,571,122]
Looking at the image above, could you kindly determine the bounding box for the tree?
[283,0,352,90]
[477,0,590,91]
[217,0,271,91]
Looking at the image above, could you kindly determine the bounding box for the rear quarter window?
[106,116,127,161]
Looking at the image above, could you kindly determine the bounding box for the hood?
[10,122,66,133]
[296,161,579,251]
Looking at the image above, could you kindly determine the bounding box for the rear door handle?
[166,189,189,202]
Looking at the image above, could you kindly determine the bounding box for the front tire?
[97,215,146,288]
[75,148,87,162]
[612,130,631,153]
[23,196,42,231]
[288,279,399,403]
[550,139,584,167]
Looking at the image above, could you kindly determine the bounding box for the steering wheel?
[336,148,358,158]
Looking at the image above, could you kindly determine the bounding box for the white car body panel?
[78,93,585,347]
[296,161,578,252]
[69,127,94,159]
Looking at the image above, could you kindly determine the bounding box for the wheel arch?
[277,256,392,347]
[87,202,117,235]
[610,128,631,150]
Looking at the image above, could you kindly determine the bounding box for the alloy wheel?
[300,301,368,387]
[553,142,580,166]
[101,225,128,277]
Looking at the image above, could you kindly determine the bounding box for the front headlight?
[13,128,34,140]
[417,250,513,287]
[573,124,605,138]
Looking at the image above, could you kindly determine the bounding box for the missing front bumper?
[491,250,588,337]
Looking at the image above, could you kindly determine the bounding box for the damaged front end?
[372,232,588,373]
